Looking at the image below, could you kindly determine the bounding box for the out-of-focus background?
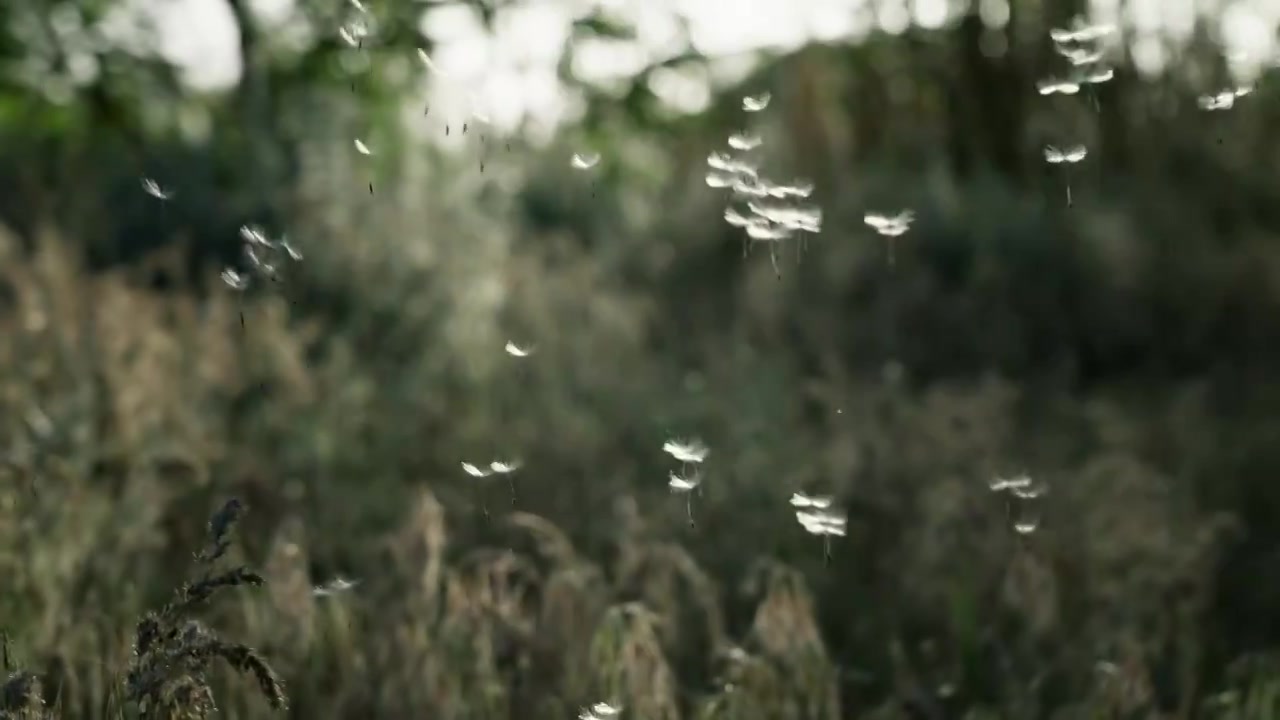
[2,0,1280,717]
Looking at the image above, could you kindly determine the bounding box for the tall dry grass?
[0,213,1266,719]
[0,222,842,716]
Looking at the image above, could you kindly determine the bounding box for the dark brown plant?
[125,498,286,719]
[0,670,53,720]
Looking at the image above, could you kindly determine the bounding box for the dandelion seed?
[706,151,735,172]
[280,239,303,261]
[571,152,600,170]
[663,439,709,464]
[747,202,824,238]
[1049,18,1115,43]
[789,491,833,509]
[348,0,366,12]
[1043,144,1087,164]
[222,265,252,328]
[709,152,819,273]
[591,702,622,718]
[669,471,702,525]
[668,471,701,493]
[796,508,846,564]
[1036,78,1081,96]
[744,177,778,197]
[864,210,914,266]
[490,460,521,474]
[489,460,521,505]
[312,576,359,597]
[747,201,822,232]
[737,171,769,190]
[728,132,762,151]
[239,224,270,246]
[354,138,372,155]
[988,475,1032,492]
[1048,27,1077,43]
[1056,45,1103,66]
[731,177,770,198]
[338,17,369,47]
[417,48,447,75]
[706,151,757,176]
[742,93,771,112]
[1043,144,1087,207]
[235,228,296,268]
[724,207,754,227]
[864,210,915,233]
[141,178,172,200]
[990,473,1045,534]
[220,269,249,291]
[766,181,813,199]
[1011,482,1047,499]
[462,462,492,478]
[504,341,532,358]
[1198,88,1250,111]
[796,509,846,537]
[705,171,735,189]
[244,246,279,281]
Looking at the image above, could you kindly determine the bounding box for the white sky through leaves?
[124,0,1278,133]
